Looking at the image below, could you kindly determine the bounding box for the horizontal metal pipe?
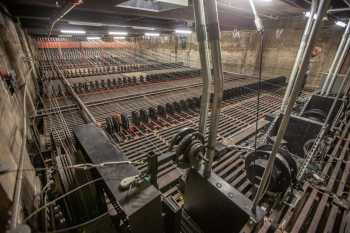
[327,7,350,14]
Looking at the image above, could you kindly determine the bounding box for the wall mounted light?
[336,21,347,28]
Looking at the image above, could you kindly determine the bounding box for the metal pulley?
[112,115,121,133]
[166,103,175,114]
[132,111,140,126]
[193,97,200,107]
[148,107,158,120]
[121,113,129,129]
[169,127,205,169]
[139,109,149,124]
[180,100,189,112]
[173,101,181,113]
[245,144,297,193]
[105,117,114,134]
[105,115,121,134]
[157,105,166,118]
[186,98,196,110]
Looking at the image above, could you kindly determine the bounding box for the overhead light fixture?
[87,36,101,40]
[133,26,155,31]
[175,29,192,34]
[336,21,347,28]
[61,29,86,34]
[108,31,128,35]
[68,20,128,28]
[114,36,126,40]
[304,11,317,19]
[145,32,160,37]
[58,34,72,37]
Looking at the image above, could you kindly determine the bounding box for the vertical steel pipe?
[203,0,224,177]
[193,0,212,135]
[252,0,332,208]
[248,0,264,32]
[324,21,350,95]
[321,20,350,94]
[281,0,318,111]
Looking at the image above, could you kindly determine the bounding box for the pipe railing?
[10,83,28,229]
[203,0,225,178]
[193,0,212,135]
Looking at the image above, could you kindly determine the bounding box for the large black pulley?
[149,107,158,120]
[245,144,297,193]
[169,127,205,168]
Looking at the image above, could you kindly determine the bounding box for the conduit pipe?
[192,0,212,135]
[10,83,28,229]
[48,0,83,37]
[252,0,332,208]
[203,0,224,177]
[280,0,318,111]
[324,21,350,95]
